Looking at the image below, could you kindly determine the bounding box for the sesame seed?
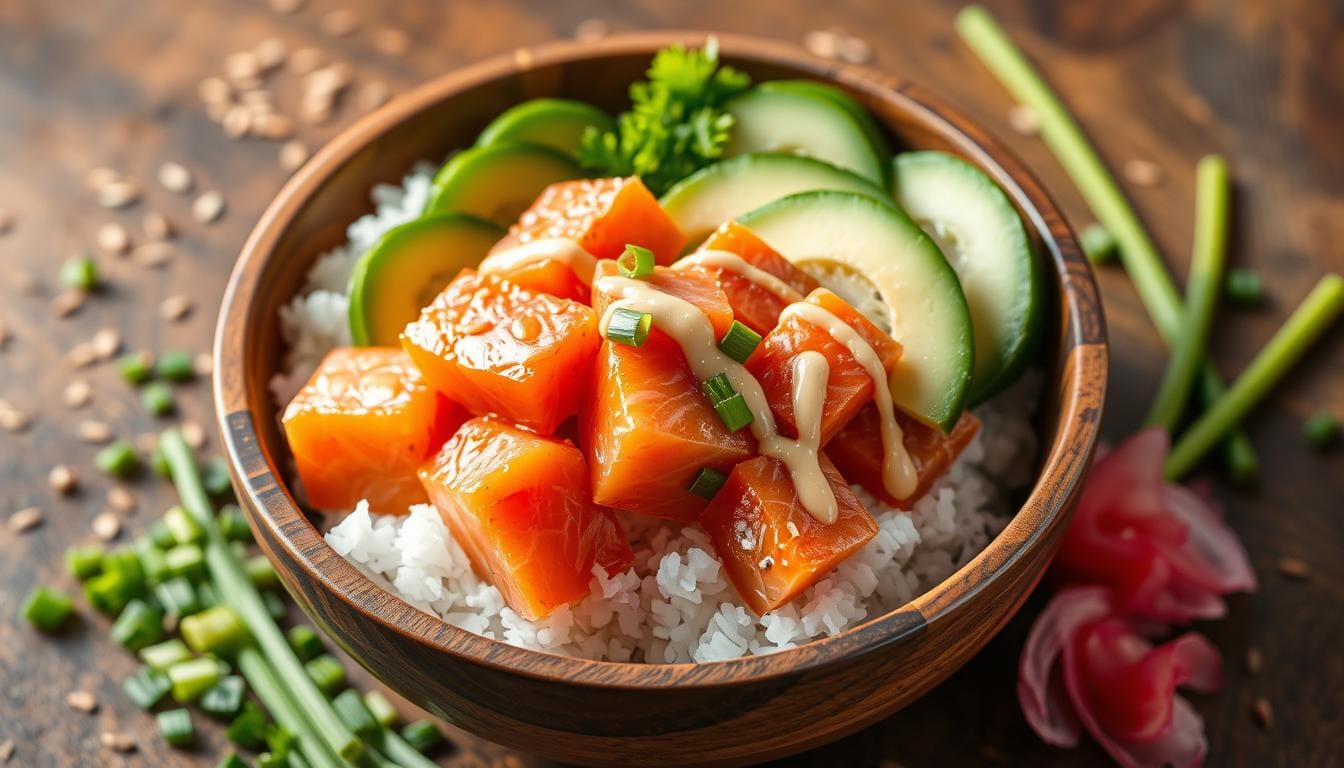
[85,167,121,190]
[574,18,609,42]
[181,421,207,449]
[222,106,253,139]
[66,690,98,713]
[1251,697,1274,729]
[143,211,174,241]
[356,80,391,112]
[92,511,121,541]
[253,113,295,141]
[300,99,334,126]
[804,29,841,59]
[1008,105,1040,136]
[321,8,358,37]
[194,353,214,376]
[304,63,353,98]
[193,191,225,224]
[279,140,310,172]
[133,242,174,268]
[7,507,43,533]
[77,420,114,444]
[225,50,262,84]
[160,294,193,322]
[67,341,99,368]
[836,35,872,64]
[289,47,324,75]
[99,731,136,753]
[91,327,122,360]
[374,27,411,56]
[97,180,140,209]
[0,737,13,761]
[158,162,194,194]
[1245,646,1263,674]
[52,290,87,318]
[107,486,136,512]
[269,0,305,13]
[96,223,131,256]
[1123,159,1165,187]
[198,77,233,105]
[0,318,9,348]
[1277,557,1309,580]
[255,37,288,71]
[0,208,12,235]
[64,379,93,408]
[0,400,31,433]
[49,465,78,494]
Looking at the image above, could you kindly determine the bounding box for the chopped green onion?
[217,752,249,768]
[112,598,164,650]
[363,691,399,728]
[95,440,141,479]
[699,372,736,404]
[181,604,248,654]
[167,656,222,702]
[166,543,207,581]
[84,570,131,615]
[267,726,297,758]
[1145,156,1229,432]
[713,393,754,432]
[333,689,379,738]
[139,638,192,670]
[203,457,234,498]
[154,576,201,617]
[102,545,146,593]
[196,581,220,609]
[150,441,172,477]
[261,590,286,620]
[305,654,345,696]
[156,351,196,382]
[20,586,74,631]
[618,243,656,278]
[374,729,441,768]
[123,665,172,709]
[134,537,170,585]
[230,541,248,561]
[158,708,196,748]
[226,701,270,749]
[287,624,324,661]
[687,467,728,499]
[1225,267,1264,306]
[717,321,762,363]
[200,675,247,720]
[147,519,176,549]
[164,504,204,545]
[218,505,252,541]
[399,720,444,754]
[65,544,106,581]
[955,4,1260,480]
[117,351,155,386]
[256,753,284,768]
[1167,275,1344,479]
[246,555,279,589]
[141,382,175,417]
[606,307,652,347]
[1079,223,1117,264]
[60,254,99,290]
[1304,411,1341,451]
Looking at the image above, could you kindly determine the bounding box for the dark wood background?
[2,0,1340,765]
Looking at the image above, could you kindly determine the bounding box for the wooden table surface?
[2,0,1341,765]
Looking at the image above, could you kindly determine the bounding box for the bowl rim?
[215,30,1106,691]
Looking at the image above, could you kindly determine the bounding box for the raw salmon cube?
[491,176,685,264]
[746,289,903,444]
[829,407,982,508]
[402,270,599,434]
[581,333,754,522]
[590,261,736,341]
[700,454,878,614]
[420,417,633,620]
[282,347,464,514]
[689,220,821,335]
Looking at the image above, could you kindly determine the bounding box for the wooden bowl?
[214,31,1106,767]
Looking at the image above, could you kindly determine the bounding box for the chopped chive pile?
[154,576,201,617]
[687,467,729,499]
[1225,267,1264,306]
[164,504,204,545]
[305,654,346,696]
[156,350,196,382]
[606,306,652,347]
[95,439,141,479]
[618,243,656,278]
[203,458,235,498]
[165,543,207,582]
[363,690,399,728]
[180,604,247,654]
[117,351,155,385]
[111,598,164,651]
[333,689,379,738]
[245,555,279,589]
[65,544,105,581]
[199,675,246,720]
[226,701,269,749]
[1304,411,1340,451]
[139,638,192,671]
[157,708,196,747]
[718,320,762,363]
[21,586,74,632]
[84,570,131,615]
[60,254,100,291]
[400,720,445,754]
[123,665,172,710]
[141,381,176,417]
[167,656,223,702]
[217,505,252,542]
[287,624,324,661]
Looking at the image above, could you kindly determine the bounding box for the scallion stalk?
[164,504,204,545]
[154,576,201,618]
[718,321,762,363]
[236,646,344,768]
[1166,275,1344,478]
[362,691,399,728]
[618,243,656,278]
[332,689,379,738]
[713,394,754,432]
[700,373,736,404]
[606,307,652,347]
[180,604,248,654]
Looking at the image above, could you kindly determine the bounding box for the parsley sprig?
[577,38,750,195]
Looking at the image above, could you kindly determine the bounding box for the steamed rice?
[275,165,1041,664]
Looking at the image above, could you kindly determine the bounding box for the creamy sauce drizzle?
[673,250,803,304]
[477,238,598,285]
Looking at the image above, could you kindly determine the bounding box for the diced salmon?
[282,347,464,514]
[490,256,591,304]
[402,270,599,435]
[491,176,686,264]
[420,417,633,620]
[700,453,878,614]
[581,333,754,522]
[688,220,821,335]
[829,408,982,508]
[590,261,736,341]
[745,289,903,444]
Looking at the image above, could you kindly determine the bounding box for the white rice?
[277,166,1042,663]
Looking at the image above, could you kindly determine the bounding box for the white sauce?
[673,250,803,304]
[477,238,598,285]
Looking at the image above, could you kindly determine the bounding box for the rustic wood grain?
[0,0,1340,766]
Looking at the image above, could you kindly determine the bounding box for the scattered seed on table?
[181,421,206,450]
[205,99,232,124]
[193,191,225,224]
[803,29,841,59]
[157,161,194,194]
[97,180,141,209]
[574,18,608,41]
[7,507,43,533]
[64,379,93,408]
[77,420,114,445]
[290,47,324,75]
[143,211,174,241]
[107,486,136,513]
[1245,646,1263,674]
[1251,697,1274,729]
[279,140,310,172]
[60,255,100,291]
[255,37,288,71]
[300,99,334,125]
[241,89,274,110]
[1008,104,1040,136]
[52,290,87,318]
[269,0,305,13]
[224,50,262,83]
[305,63,353,98]
[197,78,232,107]
[160,295,193,322]
[836,35,872,64]
[0,737,13,761]
[253,113,295,141]
[133,242,174,268]
[0,401,31,432]
[85,167,120,190]
[68,342,100,368]
[66,690,99,713]
[92,511,121,541]
[0,318,9,348]
[92,327,122,360]
[321,8,359,37]
[357,81,391,112]
[1123,158,1165,187]
[49,465,78,494]
[374,27,411,56]
[0,208,11,235]
[99,731,136,753]
[96,222,131,256]
[222,106,252,139]
[1277,557,1309,580]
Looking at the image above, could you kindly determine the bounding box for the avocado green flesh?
[347,214,505,346]
[659,153,891,247]
[424,143,581,227]
[475,98,615,157]
[723,88,886,185]
[738,191,973,432]
[891,151,1042,405]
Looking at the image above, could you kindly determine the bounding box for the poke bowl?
[214,30,1106,767]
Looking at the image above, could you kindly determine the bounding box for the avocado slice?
[347,214,505,346]
[892,151,1042,405]
[722,87,886,185]
[738,191,974,432]
[475,98,615,157]
[424,142,581,227]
